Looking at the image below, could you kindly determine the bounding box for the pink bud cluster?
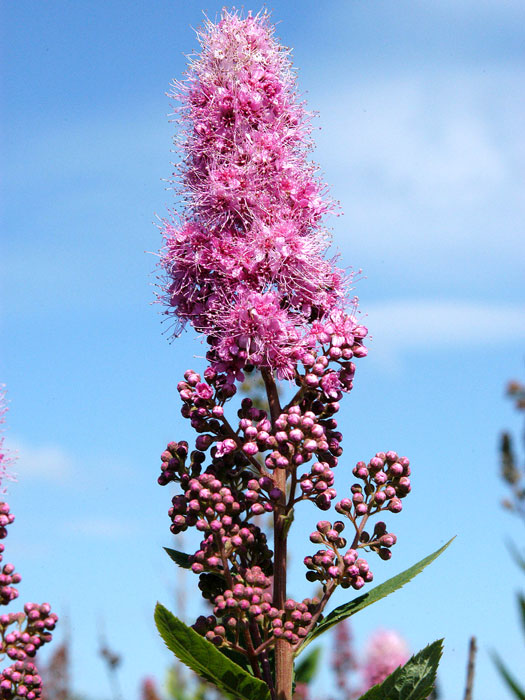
[306,520,373,590]
[0,507,57,691]
[0,389,57,696]
[195,588,321,648]
[336,451,411,521]
[272,598,319,645]
[0,660,42,699]
[158,382,412,651]
[1,604,56,662]
[0,505,19,605]
[0,562,21,606]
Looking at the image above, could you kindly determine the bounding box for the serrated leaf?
[492,651,525,700]
[164,547,193,569]
[357,639,443,700]
[295,647,321,685]
[155,603,271,700]
[298,538,453,653]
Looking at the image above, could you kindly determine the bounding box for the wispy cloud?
[365,299,525,354]
[316,66,524,261]
[9,439,75,482]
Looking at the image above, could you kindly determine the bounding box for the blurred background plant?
[500,381,525,523]
[492,379,525,699]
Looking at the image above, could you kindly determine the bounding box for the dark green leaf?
[492,651,525,700]
[164,547,193,569]
[357,639,443,700]
[519,594,525,642]
[298,538,453,653]
[155,603,271,700]
[219,642,254,673]
[295,647,321,685]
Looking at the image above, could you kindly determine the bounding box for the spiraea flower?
[361,629,410,689]
[159,9,361,381]
[155,12,415,700]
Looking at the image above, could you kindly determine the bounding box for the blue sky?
[1,0,525,697]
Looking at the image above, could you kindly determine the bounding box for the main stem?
[262,369,293,700]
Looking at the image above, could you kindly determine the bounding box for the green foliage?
[519,593,525,643]
[218,642,253,674]
[164,547,193,569]
[493,382,525,696]
[294,647,321,685]
[491,652,525,700]
[356,639,443,700]
[297,539,453,654]
[154,603,271,700]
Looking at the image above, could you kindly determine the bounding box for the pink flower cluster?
[159,10,364,382]
[0,390,57,698]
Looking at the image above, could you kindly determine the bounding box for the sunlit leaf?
[155,603,270,700]
[297,538,453,653]
[294,646,321,685]
[357,639,443,700]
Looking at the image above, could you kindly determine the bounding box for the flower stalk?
[156,10,412,698]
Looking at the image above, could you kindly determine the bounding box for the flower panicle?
[158,8,360,383]
[154,12,415,696]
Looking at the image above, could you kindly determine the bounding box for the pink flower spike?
[157,9,365,381]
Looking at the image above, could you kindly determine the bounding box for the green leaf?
[357,639,443,700]
[492,652,525,700]
[519,593,525,642]
[219,642,254,674]
[298,538,453,654]
[155,603,271,700]
[164,547,193,569]
[294,647,321,685]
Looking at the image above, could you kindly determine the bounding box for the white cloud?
[315,66,525,259]
[365,299,525,351]
[9,439,75,482]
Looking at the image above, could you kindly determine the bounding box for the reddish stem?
[261,368,293,700]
